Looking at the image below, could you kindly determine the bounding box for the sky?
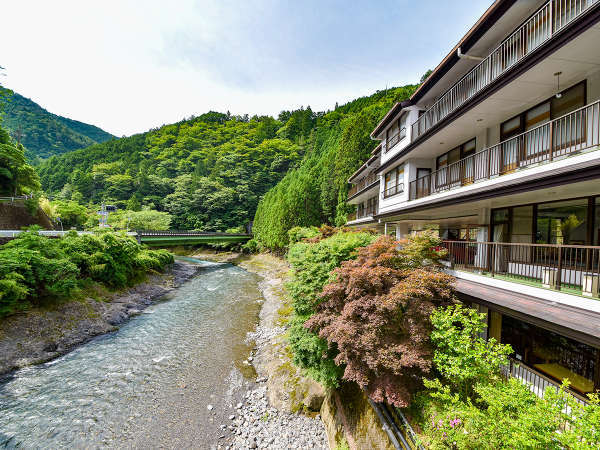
[1,0,493,137]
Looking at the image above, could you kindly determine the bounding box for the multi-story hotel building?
[348,0,600,402]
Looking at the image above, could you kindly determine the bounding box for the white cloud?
[1,0,492,136]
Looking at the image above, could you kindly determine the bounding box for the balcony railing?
[409,100,600,200]
[411,0,599,141]
[502,357,589,406]
[382,183,404,199]
[350,200,379,222]
[442,240,600,295]
[384,127,406,153]
[348,170,379,198]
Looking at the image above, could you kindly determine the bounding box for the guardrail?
[409,100,600,200]
[136,230,251,237]
[383,183,404,199]
[0,230,138,238]
[384,127,407,153]
[410,0,599,141]
[442,240,600,294]
[502,357,589,406]
[348,171,379,198]
[0,195,34,203]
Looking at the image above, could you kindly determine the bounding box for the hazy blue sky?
[1,0,492,136]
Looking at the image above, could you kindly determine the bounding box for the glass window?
[525,102,550,130]
[551,82,585,119]
[462,138,476,157]
[384,166,403,195]
[511,206,533,243]
[492,208,509,224]
[501,315,597,394]
[536,199,588,245]
[501,116,522,140]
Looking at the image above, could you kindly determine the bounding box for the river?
[0,258,263,449]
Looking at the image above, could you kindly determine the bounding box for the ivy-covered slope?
[252,84,417,249]
[1,91,114,159]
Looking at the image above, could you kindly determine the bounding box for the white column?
[395,223,409,240]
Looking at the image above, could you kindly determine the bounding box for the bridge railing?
[136,230,252,237]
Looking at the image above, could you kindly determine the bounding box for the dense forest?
[1,91,114,159]
[253,84,417,249]
[21,83,416,234]
[37,111,303,231]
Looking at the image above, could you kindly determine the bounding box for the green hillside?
[37,111,302,231]
[1,91,114,159]
[253,85,417,249]
[36,85,416,234]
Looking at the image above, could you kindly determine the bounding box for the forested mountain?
[1,91,114,159]
[253,85,417,249]
[37,85,416,234]
[38,112,302,231]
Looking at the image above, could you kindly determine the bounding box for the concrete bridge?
[0,230,252,246]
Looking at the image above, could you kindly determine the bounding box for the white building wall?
[378,158,432,214]
[380,107,421,166]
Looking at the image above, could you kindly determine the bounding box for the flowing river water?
[0,258,263,449]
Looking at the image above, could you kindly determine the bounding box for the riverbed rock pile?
[226,383,328,450]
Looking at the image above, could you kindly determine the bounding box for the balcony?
[409,100,600,201]
[383,127,406,153]
[442,240,600,297]
[382,183,404,199]
[411,0,599,142]
[349,200,379,222]
[348,170,379,198]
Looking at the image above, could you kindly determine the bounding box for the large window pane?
[512,206,533,243]
[551,82,585,119]
[501,315,597,394]
[536,199,588,245]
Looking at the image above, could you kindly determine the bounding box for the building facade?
[347,0,600,402]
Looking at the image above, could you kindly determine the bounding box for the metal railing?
[442,240,600,293]
[411,0,599,141]
[385,128,407,153]
[348,170,379,198]
[502,357,589,406]
[383,183,404,199]
[0,194,34,203]
[136,230,251,237]
[409,100,600,200]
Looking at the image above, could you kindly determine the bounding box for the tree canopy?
[0,123,40,196]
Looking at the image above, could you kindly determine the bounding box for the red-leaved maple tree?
[305,233,454,407]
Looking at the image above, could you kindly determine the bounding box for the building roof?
[410,0,516,103]
[370,0,517,140]
[348,145,381,183]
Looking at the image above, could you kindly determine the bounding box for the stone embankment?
[0,261,200,376]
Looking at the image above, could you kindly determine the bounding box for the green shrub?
[417,304,600,449]
[287,226,320,244]
[286,230,375,386]
[0,230,173,317]
[242,238,261,254]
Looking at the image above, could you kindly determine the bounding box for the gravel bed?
[223,382,328,450]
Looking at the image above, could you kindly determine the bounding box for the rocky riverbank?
[195,252,329,449]
[0,260,201,376]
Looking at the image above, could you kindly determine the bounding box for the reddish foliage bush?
[305,234,454,407]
